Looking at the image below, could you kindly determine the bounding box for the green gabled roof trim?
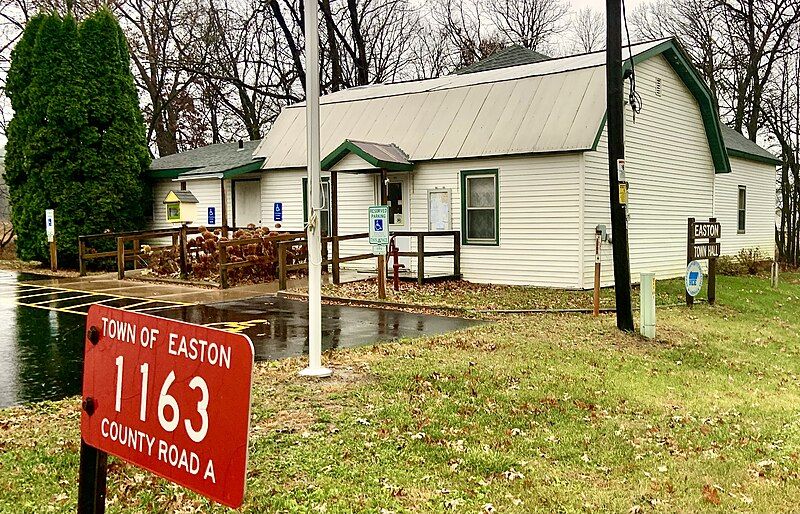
[728,148,782,166]
[321,140,414,171]
[590,39,732,174]
[148,167,197,179]
[222,160,265,178]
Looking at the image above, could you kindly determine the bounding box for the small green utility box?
[163,190,198,224]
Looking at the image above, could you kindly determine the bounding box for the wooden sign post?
[686,217,720,307]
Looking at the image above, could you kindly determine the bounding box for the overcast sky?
[570,0,650,11]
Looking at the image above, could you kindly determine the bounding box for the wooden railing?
[79,226,235,277]
[218,232,305,288]
[390,230,461,285]
[277,230,461,290]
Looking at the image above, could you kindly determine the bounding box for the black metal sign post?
[77,439,107,514]
[78,325,108,514]
[687,217,720,307]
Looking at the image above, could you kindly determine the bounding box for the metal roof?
[720,125,781,165]
[454,45,550,75]
[255,40,668,170]
[321,140,412,171]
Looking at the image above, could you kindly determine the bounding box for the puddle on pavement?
[154,297,479,361]
[0,271,478,407]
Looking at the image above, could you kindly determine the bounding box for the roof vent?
[655,77,663,97]
[238,139,244,150]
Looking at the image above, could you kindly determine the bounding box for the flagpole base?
[299,366,333,378]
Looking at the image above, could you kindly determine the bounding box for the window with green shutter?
[460,170,499,245]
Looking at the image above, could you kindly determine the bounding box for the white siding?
[260,170,305,231]
[582,55,715,287]
[713,157,776,258]
[150,178,229,230]
[261,153,583,286]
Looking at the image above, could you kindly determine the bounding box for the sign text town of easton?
[81,305,254,508]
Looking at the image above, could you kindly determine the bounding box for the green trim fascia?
[222,159,265,178]
[148,167,197,179]
[592,39,732,174]
[727,148,781,166]
[321,140,413,171]
[591,112,608,151]
[460,169,500,246]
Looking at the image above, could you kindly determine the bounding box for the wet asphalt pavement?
[0,271,478,407]
[155,296,477,361]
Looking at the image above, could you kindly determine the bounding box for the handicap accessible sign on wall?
[208,207,216,225]
[274,202,283,222]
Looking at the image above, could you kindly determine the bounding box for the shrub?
[144,226,307,286]
[716,255,744,276]
[716,248,771,276]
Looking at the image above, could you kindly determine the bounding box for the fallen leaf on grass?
[702,484,721,505]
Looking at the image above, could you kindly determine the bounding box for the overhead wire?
[622,0,643,121]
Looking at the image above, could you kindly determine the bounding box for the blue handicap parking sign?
[207,207,216,225]
[374,219,383,231]
[274,202,283,221]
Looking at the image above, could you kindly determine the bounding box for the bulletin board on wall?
[428,188,451,231]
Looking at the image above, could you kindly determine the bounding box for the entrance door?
[233,180,261,227]
[386,176,412,270]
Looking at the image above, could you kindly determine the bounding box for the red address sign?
[81,305,254,508]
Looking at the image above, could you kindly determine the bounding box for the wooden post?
[77,440,107,514]
[708,216,716,305]
[49,240,57,272]
[179,224,189,281]
[417,235,425,286]
[116,237,125,280]
[219,242,229,289]
[278,242,287,291]
[79,238,87,276]
[772,244,780,288]
[378,169,388,299]
[221,179,229,237]
[453,231,461,278]
[132,239,140,270]
[686,217,694,308]
[593,230,601,316]
[331,170,340,285]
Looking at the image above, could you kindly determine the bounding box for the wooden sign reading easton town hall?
[687,217,721,306]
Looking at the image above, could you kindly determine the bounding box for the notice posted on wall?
[428,189,451,231]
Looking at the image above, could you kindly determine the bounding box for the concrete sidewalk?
[24,272,293,304]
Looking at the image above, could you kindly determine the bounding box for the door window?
[388,180,404,226]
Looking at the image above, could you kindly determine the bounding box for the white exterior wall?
[150,178,232,230]
[713,156,776,258]
[582,55,715,288]
[262,152,583,286]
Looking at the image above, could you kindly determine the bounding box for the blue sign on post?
[274,202,283,222]
[685,260,704,297]
[207,207,216,225]
[374,219,383,232]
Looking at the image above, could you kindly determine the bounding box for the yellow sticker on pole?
[618,182,628,205]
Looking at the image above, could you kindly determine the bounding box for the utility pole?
[300,0,332,378]
[606,0,634,331]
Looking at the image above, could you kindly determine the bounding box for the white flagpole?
[300,0,331,378]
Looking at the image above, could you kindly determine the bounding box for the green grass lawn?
[321,276,693,313]
[1,274,800,512]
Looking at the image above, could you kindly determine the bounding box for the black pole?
[606,0,634,331]
[77,439,107,514]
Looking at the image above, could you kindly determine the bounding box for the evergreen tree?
[78,9,150,242]
[3,10,149,266]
